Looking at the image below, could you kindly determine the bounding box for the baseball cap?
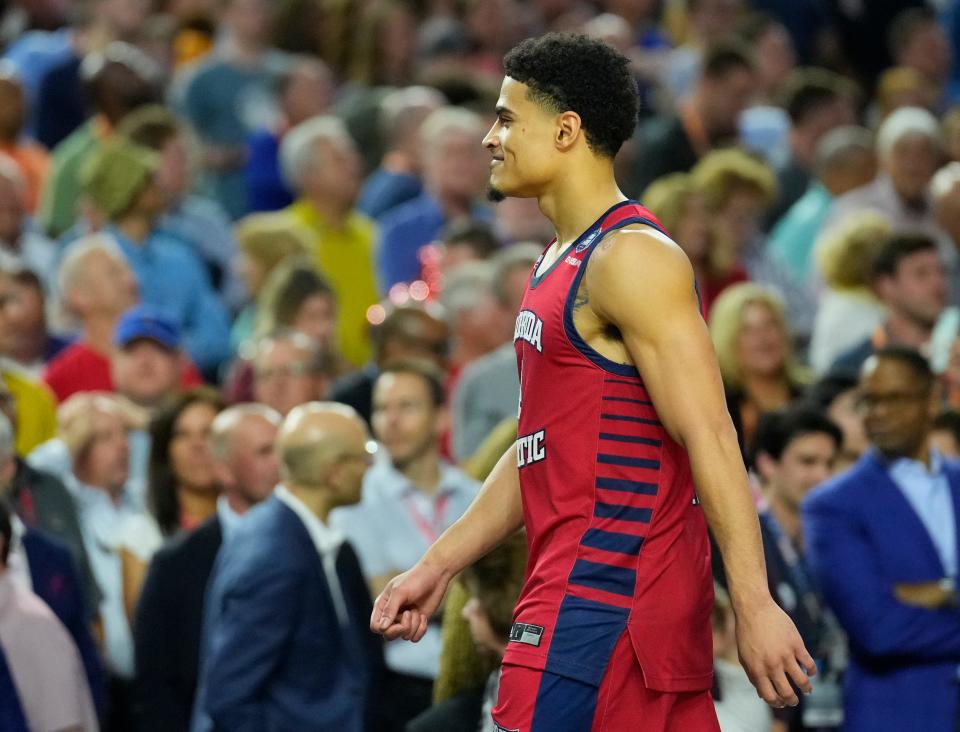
[114,306,181,350]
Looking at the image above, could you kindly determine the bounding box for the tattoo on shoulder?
[573,281,589,312]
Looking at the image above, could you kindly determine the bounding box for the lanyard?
[402,491,450,545]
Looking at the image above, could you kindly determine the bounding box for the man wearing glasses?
[803,345,960,732]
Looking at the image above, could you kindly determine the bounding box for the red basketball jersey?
[505,200,714,693]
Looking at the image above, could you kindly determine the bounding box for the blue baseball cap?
[113,306,181,350]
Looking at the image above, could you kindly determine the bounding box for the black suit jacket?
[134,517,222,732]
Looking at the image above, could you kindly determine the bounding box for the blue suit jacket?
[201,496,375,732]
[803,451,960,732]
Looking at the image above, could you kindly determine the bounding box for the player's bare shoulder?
[586,224,697,323]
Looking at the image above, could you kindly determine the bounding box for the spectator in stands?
[245,56,335,213]
[832,233,946,377]
[0,258,69,375]
[425,218,501,289]
[0,157,56,287]
[930,408,960,458]
[0,391,97,607]
[1,464,106,723]
[692,148,815,332]
[825,106,942,242]
[378,107,490,289]
[252,330,336,416]
[931,162,960,294]
[43,237,130,399]
[195,402,382,732]
[441,261,510,376]
[332,360,479,729]
[252,257,339,356]
[807,372,869,472]
[175,0,288,219]
[0,499,99,732]
[711,584,773,732]
[330,305,449,425]
[40,41,162,238]
[230,211,311,350]
[751,407,842,635]
[630,42,755,196]
[357,86,446,220]
[804,346,960,732]
[809,212,890,375]
[888,7,952,105]
[709,283,808,451]
[768,125,876,287]
[874,66,940,120]
[0,71,49,214]
[1,359,56,457]
[135,403,281,732]
[768,68,858,224]
[642,172,747,314]
[660,0,747,102]
[452,244,540,462]
[281,117,380,367]
[110,305,204,412]
[79,139,232,374]
[116,105,246,314]
[41,392,146,728]
[119,388,224,593]
[408,531,527,732]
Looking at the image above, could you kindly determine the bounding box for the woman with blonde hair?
[809,213,891,374]
[642,172,748,313]
[231,212,312,350]
[709,283,808,451]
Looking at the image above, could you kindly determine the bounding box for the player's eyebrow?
[495,105,515,119]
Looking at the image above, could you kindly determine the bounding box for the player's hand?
[735,598,816,709]
[370,559,450,642]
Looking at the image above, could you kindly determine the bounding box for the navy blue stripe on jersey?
[595,503,652,523]
[581,528,645,556]
[597,454,660,469]
[595,477,658,494]
[604,378,643,387]
[529,672,598,732]
[569,558,636,597]
[599,432,661,446]
[600,413,661,426]
[541,595,631,689]
[601,396,654,406]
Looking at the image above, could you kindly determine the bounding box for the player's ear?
[555,111,583,152]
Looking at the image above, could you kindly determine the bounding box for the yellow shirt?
[285,200,380,367]
[3,367,56,457]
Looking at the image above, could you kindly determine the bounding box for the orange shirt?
[0,142,51,214]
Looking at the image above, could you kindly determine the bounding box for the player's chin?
[486,181,507,202]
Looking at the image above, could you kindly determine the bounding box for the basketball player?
[371,33,814,731]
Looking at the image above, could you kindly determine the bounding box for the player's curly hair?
[503,33,638,159]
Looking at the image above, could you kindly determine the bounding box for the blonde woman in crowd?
[809,212,891,374]
[230,212,312,351]
[709,283,809,452]
[642,172,747,314]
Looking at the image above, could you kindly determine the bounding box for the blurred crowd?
[2,0,960,731]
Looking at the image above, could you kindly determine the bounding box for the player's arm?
[371,444,523,641]
[586,229,815,708]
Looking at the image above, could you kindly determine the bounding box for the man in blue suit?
[193,402,383,732]
[804,346,960,731]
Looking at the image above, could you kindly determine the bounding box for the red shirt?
[504,201,713,692]
[42,342,203,403]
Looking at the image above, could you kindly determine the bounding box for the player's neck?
[537,169,626,247]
